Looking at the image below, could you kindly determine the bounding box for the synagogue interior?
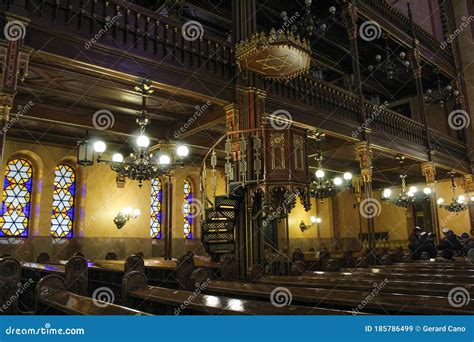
[0,0,473,316]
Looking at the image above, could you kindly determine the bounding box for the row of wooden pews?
[1,254,357,315]
[193,257,474,315]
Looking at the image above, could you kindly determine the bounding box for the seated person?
[408,226,421,259]
[438,228,462,252]
[418,231,437,258]
[460,232,474,256]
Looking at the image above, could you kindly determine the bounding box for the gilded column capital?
[421,161,436,184]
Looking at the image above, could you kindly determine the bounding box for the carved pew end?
[122,271,148,307]
[0,257,21,315]
[125,254,145,274]
[176,254,195,291]
[35,274,67,314]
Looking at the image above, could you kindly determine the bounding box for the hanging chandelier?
[281,0,337,38]
[437,172,473,213]
[77,79,189,187]
[367,36,411,80]
[381,155,429,208]
[310,131,352,200]
[424,69,460,107]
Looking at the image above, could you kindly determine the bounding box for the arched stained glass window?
[150,178,162,239]
[51,164,76,238]
[0,159,33,237]
[183,179,193,239]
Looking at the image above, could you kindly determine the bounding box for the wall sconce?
[114,207,140,229]
[300,216,321,232]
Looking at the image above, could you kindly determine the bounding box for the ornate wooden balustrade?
[264,75,469,169]
[357,0,455,76]
[10,0,235,99]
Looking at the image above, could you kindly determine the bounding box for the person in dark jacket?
[408,226,422,259]
[438,228,462,252]
[418,231,437,258]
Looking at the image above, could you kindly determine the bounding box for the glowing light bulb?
[458,195,466,203]
[93,141,106,153]
[315,169,325,178]
[159,154,171,165]
[409,186,418,193]
[133,209,141,217]
[136,135,150,148]
[310,216,317,223]
[343,172,352,181]
[407,191,414,197]
[437,198,444,205]
[176,145,189,157]
[123,207,132,215]
[112,153,124,163]
[333,177,343,186]
[382,189,391,198]
[423,187,432,195]
[316,217,322,224]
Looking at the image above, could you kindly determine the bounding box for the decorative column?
[421,161,440,242]
[163,174,174,260]
[0,7,30,165]
[407,3,432,155]
[343,1,368,128]
[463,175,474,230]
[355,141,375,251]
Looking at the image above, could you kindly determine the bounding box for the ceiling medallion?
[236,29,311,80]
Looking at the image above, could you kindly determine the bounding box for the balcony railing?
[358,0,453,64]
[264,75,468,164]
[11,0,234,81]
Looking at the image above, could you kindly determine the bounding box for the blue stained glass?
[0,159,33,237]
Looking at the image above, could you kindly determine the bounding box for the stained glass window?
[0,159,33,237]
[150,178,162,239]
[183,179,193,239]
[51,164,76,238]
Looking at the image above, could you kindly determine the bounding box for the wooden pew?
[257,275,474,296]
[35,275,150,315]
[121,271,344,315]
[202,279,473,315]
[0,257,22,314]
[348,266,474,275]
[327,268,474,283]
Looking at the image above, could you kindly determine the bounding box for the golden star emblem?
[255,55,291,72]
